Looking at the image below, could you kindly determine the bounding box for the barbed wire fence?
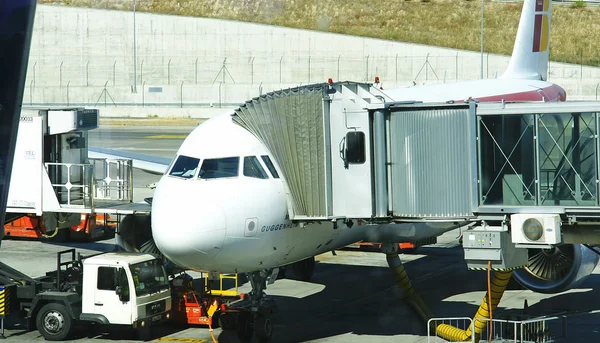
[24,53,600,108]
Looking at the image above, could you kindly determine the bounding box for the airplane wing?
[88,146,171,175]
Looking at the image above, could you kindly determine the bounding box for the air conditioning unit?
[47,109,99,135]
[510,213,562,245]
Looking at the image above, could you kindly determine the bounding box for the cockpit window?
[168,155,200,179]
[243,156,268,179]
[261,155,279,179]
[199,157,239,179]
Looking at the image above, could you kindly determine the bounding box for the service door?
[329,97,373,218]
[94,266,132,325]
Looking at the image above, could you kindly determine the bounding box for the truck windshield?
[129,259,169,297]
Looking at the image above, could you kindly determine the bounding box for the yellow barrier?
[204,273,238,297]
[0,287,9,316]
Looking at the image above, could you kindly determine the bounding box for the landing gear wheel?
[236,311,254,342]
[218,312,236,330]
[36,303,73,341]
[291,256,315,281]
[254,314,273,343]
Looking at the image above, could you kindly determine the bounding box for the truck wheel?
[36,303,73,341]
[254,314,273,343]
[236,311,254,342]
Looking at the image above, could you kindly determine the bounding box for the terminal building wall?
[25,5,600,117]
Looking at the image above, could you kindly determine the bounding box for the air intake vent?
[76,109,99,130]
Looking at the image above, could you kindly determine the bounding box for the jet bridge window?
[199,157,239,179]
[169,155,200,179]
[244,156,269,179]
[261,155,279,178]
[346,131,366,164]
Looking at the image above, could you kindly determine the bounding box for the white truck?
[0,249,171,341]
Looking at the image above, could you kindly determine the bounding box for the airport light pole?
[480,0,484,79]
[133,0,137,93]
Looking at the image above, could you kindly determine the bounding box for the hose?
[435,269,513,342]
[487,261,493,342]
[385,251,435,323]
[207,320,218,343]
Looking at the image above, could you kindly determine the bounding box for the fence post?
[337,55,340,81]
[142,80,146,107]
[365,55,369,82]
[279,56,283,84]
[113,60,116,86]
[59,61,63,87]
[250,57,255,85]
[395,54,398,82]
[180,81,184,108]
[195,58,198,84]
[86,61,89,86]
[140,59,144,85]
[308,55,311,83]
[66,81,70,106]
[32,61,37,87]
[168,59,171,84]
[579,49,583,80]
[219,81,223,108]
[456,52,459,80]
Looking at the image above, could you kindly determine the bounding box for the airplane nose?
[151,181,227,270]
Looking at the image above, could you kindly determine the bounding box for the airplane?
[110,0,598,341]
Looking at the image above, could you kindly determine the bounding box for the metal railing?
[472,315,567,343]
[427,315,569,343]
[88,158,133,202]
[427,317,474,343]
[45,162,94,208]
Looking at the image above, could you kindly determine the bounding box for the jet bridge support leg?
[383,245,435,324]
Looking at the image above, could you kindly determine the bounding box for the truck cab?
[7,249,173,341]
[79,253,171,327]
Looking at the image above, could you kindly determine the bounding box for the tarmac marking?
[145,135,188,139]
[154,338,208,343]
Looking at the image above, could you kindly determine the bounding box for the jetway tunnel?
[231,82,600,293]
[232,82,600,223]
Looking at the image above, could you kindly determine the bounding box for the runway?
[2,124,600,342]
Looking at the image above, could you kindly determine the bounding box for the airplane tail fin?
[500,0,551,81]
[0,1,37,237]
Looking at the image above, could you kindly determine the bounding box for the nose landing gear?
[221,269,277,342]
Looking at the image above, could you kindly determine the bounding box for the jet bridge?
[232,82,600,228]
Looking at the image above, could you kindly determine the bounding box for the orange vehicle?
[4,213,116,241]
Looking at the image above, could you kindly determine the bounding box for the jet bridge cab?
[5,108,141,240]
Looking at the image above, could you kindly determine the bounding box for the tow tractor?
[169,272,276,342]
[0,248,171,341]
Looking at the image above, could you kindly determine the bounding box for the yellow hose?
[466,270,512,337]
[436,324,469,342]
[435,270,513,342]
[385,251,435,323]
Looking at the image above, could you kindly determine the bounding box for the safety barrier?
[428,315,570,343]
[89,158,133,202]
[45,162,94,208]
[427,317,474,343]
